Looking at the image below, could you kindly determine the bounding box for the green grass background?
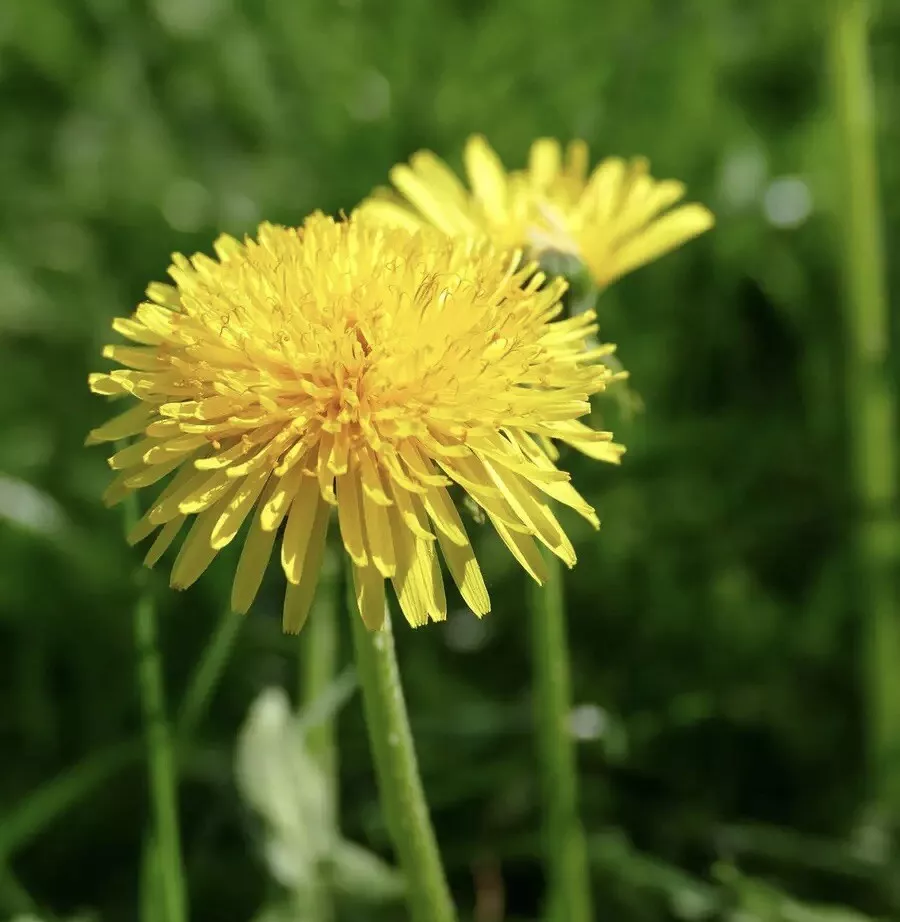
[2,0,900,919]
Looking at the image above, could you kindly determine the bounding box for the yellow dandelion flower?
[359,134,714,290]
[87,213,620,633]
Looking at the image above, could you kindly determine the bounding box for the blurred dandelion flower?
[88,213,618,631]
[360,134,714,289]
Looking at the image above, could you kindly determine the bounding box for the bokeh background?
[3,0,900,920]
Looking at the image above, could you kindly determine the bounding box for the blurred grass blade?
[715,822,886,879]
[123,489,188,922]
[140,833,163,922]
[176,608,245,740]
[0,861,40,917]
[828,0,900,815]
[0,740,141,858]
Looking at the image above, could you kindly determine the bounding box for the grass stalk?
[123,491,188,922]
[828,0,900,815]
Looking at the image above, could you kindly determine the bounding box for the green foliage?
[2,0,900,919]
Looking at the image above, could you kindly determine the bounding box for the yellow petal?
[143,433,210,465]
[210,468,271,550]
[109,437,160,470]
[281,475,325,585]
[435,526,490,616]
[159,395,236,421]
[178,468,234,514]
[135,302,178,338]
[213,233,243,262]
[231,485,278,614]
[580,157,626,223]
[145,515,185,568]
[422,485,467,545]
[102,472,133,507]
[148,469,210,524]
[170,494,235,590]
[390,164,479,237]
[565,139,589,184]
[358,448,393,505]
[85,403,153,445]
[194,439,254,471]
[337,470,367,566]
[145,418,181,439]
[410,150,471,206]
[488,514,548,584]
[282,499,330,634]
[327,429,350,476]
[614,178,686,241]
[389,506,445,627]
[146,281,180,309]
[464,135,509,224]
[465,432,569,484]
[390,483,436,542]
[316,431,337,503]
[397,442,450,488]
[123,452,187,489]
[560,433,626,464]
[436,455,528,533]
[262,459,307,532]
[596,203,714,285]
[102,344,165,372]
[361,475,397,578]
[88,373,129,396]
[128,464,198,543]
[351,563,386,630]
[111,317,164,346]
[511,432,600,526]
[529,138,562,189]
[482,458,576,566]
[357,199,428,232]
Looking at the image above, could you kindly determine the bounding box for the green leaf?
[331,840,405,903]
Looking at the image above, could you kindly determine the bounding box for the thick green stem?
[829,0,900,814]
[349,598,457,922]
[529,551,593,922]
[124,493,188,922]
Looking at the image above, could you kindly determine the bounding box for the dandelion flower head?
[360,134,714,289]
[88,214,620,632]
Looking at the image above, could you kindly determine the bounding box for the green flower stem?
[828,0,900,814]
[349,596,457,922]
[529,551,593,922]
[123,492,188,922]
